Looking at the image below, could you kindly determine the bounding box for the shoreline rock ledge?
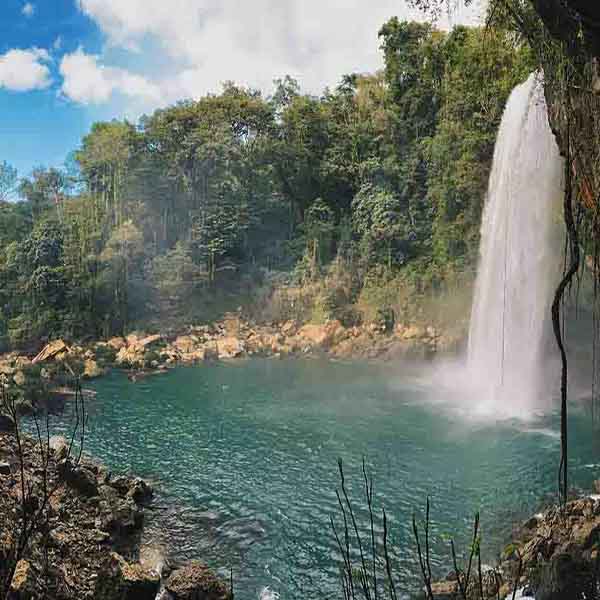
[0,430,232,600]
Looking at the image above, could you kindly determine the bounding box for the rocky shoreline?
[0,315,466,392]
[0,429,232,599]
[429,486,600,600]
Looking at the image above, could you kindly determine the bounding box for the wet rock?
[97,496,143,537]
[165,561,232,600]
[126,477,153,504]
[58,460,99,497]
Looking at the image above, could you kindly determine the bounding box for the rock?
[216,337,244,359]
[58,461,99,497]
[15,356,31,368]
[97,496,143,537]
[116,346,144,367]
[0,413,14,432]
[281,320,298,336]
[173,335,199,354]
[330,338,358,359]
[107,337,127,350]
[165,561,232,600]
[137,334,162,349]
[536,552,592,600]
[13,370,26,386]
[592,479,600,495]
[0,461,11,475]
[50,436,70,460]
[297,324,329,347]
[96,553,160,600]
[324,320,347,346]
[570,517,600,548]
[430,580,459,599]
[0,362,15,376]
[126,477,153,504]
[119,558,160,598]
[110,475,133,496]
[401,325,425,340]
[32,339,68,364]
[84,359,104,379]
[9,559,37,598]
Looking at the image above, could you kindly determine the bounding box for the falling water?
[467,72,563,416]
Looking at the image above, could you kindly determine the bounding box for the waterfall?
[467,72,563,415]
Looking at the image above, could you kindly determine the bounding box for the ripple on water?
[46,359,600,600]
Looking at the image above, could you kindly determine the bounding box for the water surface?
[50,359,600,599]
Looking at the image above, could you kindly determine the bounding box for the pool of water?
[47,359,600,599]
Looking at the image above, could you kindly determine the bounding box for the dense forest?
[0,20,532,350]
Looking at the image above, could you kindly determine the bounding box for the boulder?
[58,461,99,497]
[165,562,232,600]
[126,477,153,504]
[96,497,143,537]
[216,337,244,359]
[96,553,160,600]
[32,339,68,364]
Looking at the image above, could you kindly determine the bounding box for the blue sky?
[0,0,483,180]
[0,1,101,176]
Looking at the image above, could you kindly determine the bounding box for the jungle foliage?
[0,20,533,349]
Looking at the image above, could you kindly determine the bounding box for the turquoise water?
[49,359,600,599]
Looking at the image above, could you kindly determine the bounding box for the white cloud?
[59,48,161,105]
[0,48,51,91]
[53,36,63,51]
[72,0,484,110]
[22,2,35,17]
